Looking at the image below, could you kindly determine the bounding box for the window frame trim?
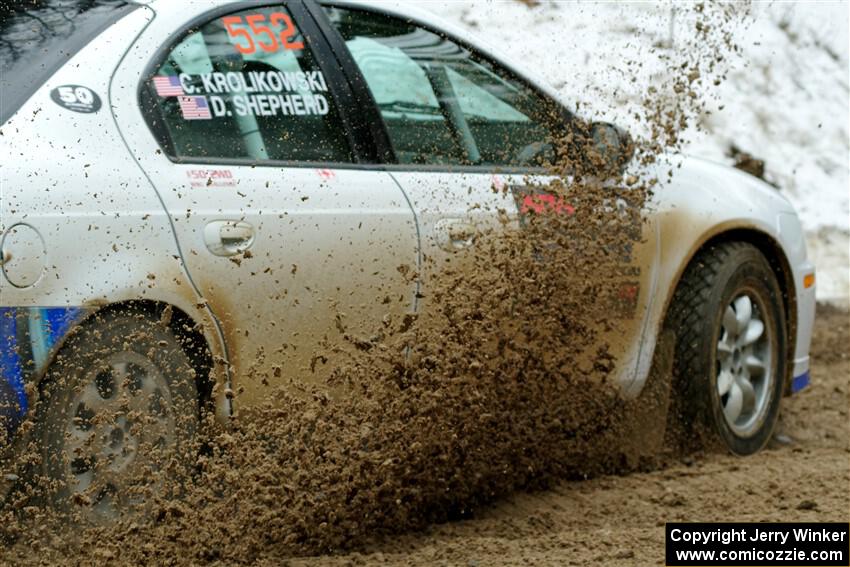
[302,0,396,164]
[144,153,557,176]
[135,0,373,166]
[308,0,576,174]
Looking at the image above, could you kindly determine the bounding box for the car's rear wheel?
[36,307,199,523]
[666,242,787,455]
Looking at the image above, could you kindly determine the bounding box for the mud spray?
[1,2,752,564]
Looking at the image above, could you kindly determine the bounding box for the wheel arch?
[661,227,798,393]
[36,299,216,414]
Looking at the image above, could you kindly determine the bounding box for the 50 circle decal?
[49,85,101,114]
[221,12,304,54]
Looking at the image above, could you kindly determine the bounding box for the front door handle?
[434,218,477,252]
[204,220,255,256]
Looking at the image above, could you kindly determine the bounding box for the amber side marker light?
[804,273,816,289]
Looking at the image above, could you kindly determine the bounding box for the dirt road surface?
[283,305,849,567]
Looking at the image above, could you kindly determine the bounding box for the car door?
[110,1,418,405]
[314,4,660,394]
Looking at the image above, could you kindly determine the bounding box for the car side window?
[323,6,559,168]
[145,5,352,163]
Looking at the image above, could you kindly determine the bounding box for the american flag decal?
[153,75,184,97]
[178,95,212,120]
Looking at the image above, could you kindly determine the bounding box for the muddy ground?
[3,292,847,567]
[276,304,849,567]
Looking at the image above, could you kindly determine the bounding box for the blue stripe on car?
[0,307,84,436]
[791,370,810,393]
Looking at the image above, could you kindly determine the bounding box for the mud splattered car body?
[1,0,815,474]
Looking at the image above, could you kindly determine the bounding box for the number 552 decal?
[222,12,304,55]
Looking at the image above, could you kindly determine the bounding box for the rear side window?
[0,0,136,124]
[323,6,560,168]
[144,5,352,163]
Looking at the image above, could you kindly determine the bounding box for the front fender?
[631,155,807,397]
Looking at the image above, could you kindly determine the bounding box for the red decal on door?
[519,194,575,216]
[491,175,505,192]
[186,169,236,187]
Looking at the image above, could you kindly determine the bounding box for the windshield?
[0,0,136,124]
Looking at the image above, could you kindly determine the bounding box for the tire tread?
[665,241,767,449]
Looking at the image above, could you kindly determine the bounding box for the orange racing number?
[221,12,304,55]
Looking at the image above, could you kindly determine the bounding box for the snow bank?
[426,0,849,303]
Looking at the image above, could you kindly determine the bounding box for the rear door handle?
[204,220,255,256]
[434,218,477,252]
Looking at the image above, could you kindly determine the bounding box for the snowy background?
[426,0,849,304]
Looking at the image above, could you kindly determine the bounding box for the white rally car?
[1,0,815,517]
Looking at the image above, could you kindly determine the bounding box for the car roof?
[139,0,568,109]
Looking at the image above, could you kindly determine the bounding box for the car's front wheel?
[36,307,199,522]
[667,242,787,455]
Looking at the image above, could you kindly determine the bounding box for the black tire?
[666,242,786,455]
[36,307,199,522]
